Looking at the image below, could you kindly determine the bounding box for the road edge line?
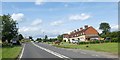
[32,42,72,59]
[19,44,26,60]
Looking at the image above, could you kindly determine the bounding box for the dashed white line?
[19,44,26,60]
[92,55,99,57]
[80,52,87,54]
[32,42,73,60]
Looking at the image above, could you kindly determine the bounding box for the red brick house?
[63,25,99,42]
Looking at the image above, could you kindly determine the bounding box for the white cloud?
[96,27,102,34]
[50,20,63,26]
[99,21,108,23]
[11,13,24,21]
[19,26,40,33]
[69,13,90,21]
[97,29,102,34]
[31,19,42,26]
[35,0,44,5]
[111,25,118,31]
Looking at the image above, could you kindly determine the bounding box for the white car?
[72,40,79,44]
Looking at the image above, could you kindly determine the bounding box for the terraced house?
[63,25,99,42]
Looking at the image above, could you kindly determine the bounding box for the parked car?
[72,40,79,44]
[105,37,111,41]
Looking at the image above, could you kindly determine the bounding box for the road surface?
[20,42,117,60]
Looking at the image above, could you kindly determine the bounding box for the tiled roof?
[63,26,98,38]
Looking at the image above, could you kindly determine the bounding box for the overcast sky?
[2,2,118,39]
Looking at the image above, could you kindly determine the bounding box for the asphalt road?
[20,42,117,60]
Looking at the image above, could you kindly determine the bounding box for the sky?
[2,2,118,39]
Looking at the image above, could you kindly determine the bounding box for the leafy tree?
[29,36,33,41]
[2,14,18,43]
[57,35,63,42]
[50,38,57,42]
[106,31,119,42]
[36,38,42,42]
[19,34,24,40]
[99,22,111,35]
[43,35,48,42]
[45,35,48,40]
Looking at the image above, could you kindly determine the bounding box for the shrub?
[111,38,118,42]
[100,40,104,43]
[95,40,100,43]
[85,42,89,44]
[80,42,85,44]
[105,40,109,43]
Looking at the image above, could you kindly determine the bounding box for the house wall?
[79,35,86,41]
[69,35,86,42]
[63,38,69,42]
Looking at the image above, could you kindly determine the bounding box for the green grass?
[2,45,22,60]
[0,40,2,59]
[0,48,2,59]
[0,40,2,43]
[53,42,118,54]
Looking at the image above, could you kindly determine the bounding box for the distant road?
[20,42,117,60]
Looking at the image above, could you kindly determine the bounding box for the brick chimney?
[80,27,83,31]
[77,29,79,31]
[74,30,76,32]
[84,25,88,29]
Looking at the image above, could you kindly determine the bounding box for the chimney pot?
[74,30,76,32]
[80,27,83,31]
[84,25,88,29]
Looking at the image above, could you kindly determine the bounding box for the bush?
[100,40,104,43]
[79,39,117,45]
[111,38,118,42]
[105,40,109,43]
[79,42,85,44]
[90,41,94,44]
[95,40,100,43]
[85,42,89,44]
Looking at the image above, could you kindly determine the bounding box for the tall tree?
[44,35,48,42]
[99,22,111,35]
[45,35,48,40]
[2,14,18,42]
[19,34,24,40]
[57,35,63,42]
[36,38,42,42]
[29,36,33,41]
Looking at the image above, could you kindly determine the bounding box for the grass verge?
[53,42,118,55]
[2,45,22,60]
[0,47,2,59]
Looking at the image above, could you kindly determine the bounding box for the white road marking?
[32,42,72,60]
[92,55,99,57]
[80,52,87,54]
[19,44,26,59]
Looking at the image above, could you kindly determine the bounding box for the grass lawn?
[0,40,2,44]
[2,45,22,60]
[53,42,118,54]
[0,40,2,59]
[0,48,2,59]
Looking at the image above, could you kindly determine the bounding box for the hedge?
[79,39,118,45]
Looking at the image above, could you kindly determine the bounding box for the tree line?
[35,22,119,43]
[35,35,63,42]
